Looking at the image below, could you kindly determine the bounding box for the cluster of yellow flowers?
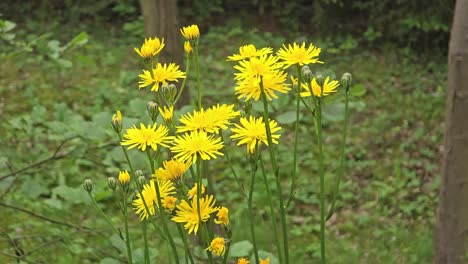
[102,22,346,264]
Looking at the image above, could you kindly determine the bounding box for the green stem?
[174,56,191,105]
[88,193,121,238]
[327,90,350,220]
[123,190,133,264]
[146,150,179,264]
[248,150,260,263]
[194,41,201,110]
[259,78,289,264]
[142,221,150,264]
[259,154,283,263]
[177,224,195,264]
[195,159,214,264]
[222,241,231,264]
[314,98,326,264]
[220,131,247,199]
[287,65,302,207]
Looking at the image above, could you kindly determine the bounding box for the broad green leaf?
[350,84,366,97]
[228,240,253,257]
[276,111,302,125]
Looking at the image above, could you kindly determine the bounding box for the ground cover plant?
[0,7,445,264]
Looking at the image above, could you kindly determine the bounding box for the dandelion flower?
[277,42,323,68]
[171,131,224,163]
[300,76,339,98]
[154,159,191,181]
[214,206,229,226]
[234,55,283,80]
[133,180,176,220]
[206,237,226,256]
[237,258,250,264]
[177,104,240,134]
[121,123,174,151]
[138,63,186,92]
[235,71,290,101]
[172,195,218,234]
[158,105,174,123]
[118,170,130,185]
[180,25,200,40]
[162,196,178,213]
[231,116,282,154]
[188,183,205,199]
[260,258,270,264]
[134,37,165,58]
[184,41,192,54]
[227,44,273,61]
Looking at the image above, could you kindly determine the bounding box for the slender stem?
[327,90,350,220]
[222,241,231,264]
[194,40,202,110]
[88,193,121,238]
[259,78,289,264]
[314,98,326,264]
[142,221,150,264]
[177,224,195,264]
[146,150,179,264]
[174,56,191,105]
[259,154,283,263]
[118,134,135,177]
[248,150,260,263]
[287,65,302,207]
[123,190,133,264]
[220,131,247,199]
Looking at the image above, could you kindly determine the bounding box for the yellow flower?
[300,76,339,98]
[162,196,178,213]
[260,257,270,264]
[235,71,290,101]
[158,105,174,123]
[234,55,283,80]
[188,183,205,199]
[227,44,273,61]
[184,41,192,54]
[138,63,186,92]
[153,159,191,181]
[180,25,200,40]
[118,170,130,185]
[111,110,122,132]
[171,131,224,163]
[231,116,282,154]
[133,180,176,220]
[172,195,218,234]
[214,206,229,226]
[277,42,323,68]
[206,237,226,256]
[121,123,174,151]
[177,104,240,134]
[134,37,165,58]
[237,258,250,264]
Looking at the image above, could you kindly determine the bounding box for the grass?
[0,16,445,263]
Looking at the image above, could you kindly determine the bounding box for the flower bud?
[184,41,192,54]
[107,177,117,191]
[82,179,94,193]
[138,176,146,186]
[341,73,352,92]
[147,101,159,122]
[161,83,170,93]
[111,110,122,133]
[166,84,177,103]
[118,170,131,186]
[135,170,145,178]
[301,66,313,81]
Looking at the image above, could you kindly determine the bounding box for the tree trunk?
[436,1,468,263]
[139,0,188,104]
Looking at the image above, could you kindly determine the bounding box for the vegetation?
[0,1,446,263]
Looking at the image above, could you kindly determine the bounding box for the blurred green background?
[0,0,451,263]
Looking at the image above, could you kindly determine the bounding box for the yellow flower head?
[172,194,218,234]
[231,116,282,154]
[277,42,323,68]
[121,123,174,151]
[234,55,283,80]
[237,258,250,264]
[138,63,186,92]
[154,159,191,181]
[133,180,176,220]
[177,104,240,134]
[118,170,130,185]
[300,76,339,98]
[180,25,200,40]
[188,183,206,199]
[227,44,273,61]
[260,258,270,264]
[158,105,174,123]
[235,71,290,101]
[206,237,226,256]
[171,131,224,163]
[134,37,165,58]
[184,41,192,54]
[162,196,178,213]
[214,206,229,226]
[111,110,123,132]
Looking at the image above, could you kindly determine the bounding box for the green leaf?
[109,234,126,253]
[228,240,253,257]
[276,111,302,125]
[65,32,88,50]
[100,258,120,264]
[322,102,345,122]
[350,84,366,97]
[53,185,88,204]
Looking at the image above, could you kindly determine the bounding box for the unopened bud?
[111,110,122,133]
[135,170,145,178]
[82,179,94,193]
[341,73,352,92]
[166,84,177,103]
[301,66,313,81]
[184,41,192,54]
[161,83,170,93]
[118,170,131,186]
[107,177,117,190]
[147,101,159,122]
[138,176,146,186]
